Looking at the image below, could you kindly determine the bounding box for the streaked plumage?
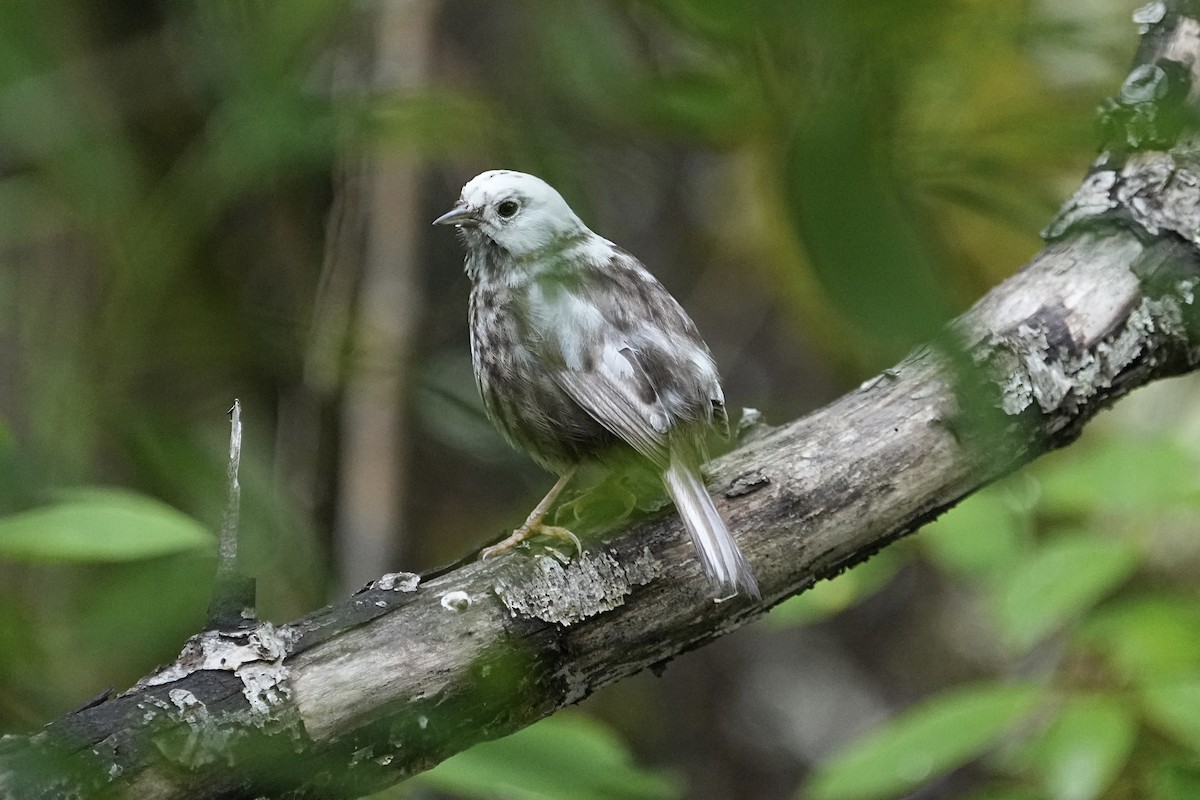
[435,169,759,599]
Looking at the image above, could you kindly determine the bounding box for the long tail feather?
[662,454,760,599]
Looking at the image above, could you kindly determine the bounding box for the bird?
[434,169,760,599]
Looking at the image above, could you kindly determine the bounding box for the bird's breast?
[468,281,614,468]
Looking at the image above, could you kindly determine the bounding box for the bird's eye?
[496,200,520,219]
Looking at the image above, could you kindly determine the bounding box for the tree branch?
[6,5,1200,799]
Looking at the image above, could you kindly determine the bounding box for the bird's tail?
[662,451,760,599]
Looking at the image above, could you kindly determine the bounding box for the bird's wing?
[541,246,727,466]
[552,342,672,467]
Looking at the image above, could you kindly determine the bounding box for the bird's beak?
[432,202,480,227]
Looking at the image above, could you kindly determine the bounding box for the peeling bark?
[6,4,1200,799]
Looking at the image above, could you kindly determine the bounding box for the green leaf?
[1034,437,1200,516]
[921,480,1032,579]
[1148,759,1200,800]
[1142,680,1200,753]
[805,683,1044,800]
[1079,595,1200,681]
[990,532,1138,653]
[411,711,681,800]
[1023,695,1136,800]
[0,487,214,562]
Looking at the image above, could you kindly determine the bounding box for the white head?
[433,170,591,259]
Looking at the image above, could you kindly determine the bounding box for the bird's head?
[434,170,589,259]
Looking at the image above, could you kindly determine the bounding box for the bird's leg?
[480,466,581,559]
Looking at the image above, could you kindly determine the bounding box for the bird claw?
[538,525,583,557]
[479,522,582,561]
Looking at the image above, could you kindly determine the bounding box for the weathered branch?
[6,4,1200,799]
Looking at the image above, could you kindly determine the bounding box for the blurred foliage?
[0,0,1185,799]
[397,711,682,800]
[794,413,1200,800]
[0,486,213,561]
[807,683,1046,800]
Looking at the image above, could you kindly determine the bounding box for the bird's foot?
[479,522,582,560]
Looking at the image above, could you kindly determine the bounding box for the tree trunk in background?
[332,0,434,594]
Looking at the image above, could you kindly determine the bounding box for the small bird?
[434,170,760,599]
